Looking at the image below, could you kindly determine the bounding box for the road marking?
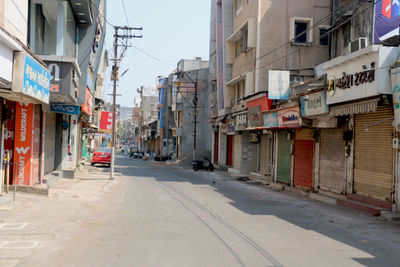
[0,241,39,249]
[0,223,28,230]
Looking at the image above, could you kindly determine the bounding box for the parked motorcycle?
[192,155,214,172]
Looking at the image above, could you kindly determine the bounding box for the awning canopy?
[226,74,245,86]
[330,98,379,116]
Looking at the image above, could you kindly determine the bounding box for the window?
[236,0,242,15]
[319,26,329,45]
[234,26,249,57]
[234,80,245,105]
[295,22,308,43]
[290,17,313,45]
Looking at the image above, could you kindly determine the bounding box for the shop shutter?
[354,106,394,202]
[277,131,291,184]
[44,112,56,174]
[294,139,314,189]
[32,105,41,183]
[259,134,268,174]
[295,128,313,140]
[319,128,346,194]
[259,133,274,176]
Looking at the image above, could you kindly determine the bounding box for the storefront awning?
[330,98,379,116]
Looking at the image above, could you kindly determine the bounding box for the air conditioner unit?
[349,38,368,54]
[250,133,259,143]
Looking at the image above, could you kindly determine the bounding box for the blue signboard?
[50,104,81,116]
[374,0,400,43]
[22,54,51,103]
[263,112,279,128]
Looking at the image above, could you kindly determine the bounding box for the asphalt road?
[3,152,400,267]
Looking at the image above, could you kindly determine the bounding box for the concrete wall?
[330,0,374,59]
[256,0,330,92]
[0,0,28,43]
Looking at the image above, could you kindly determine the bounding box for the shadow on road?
[115,152,400,267]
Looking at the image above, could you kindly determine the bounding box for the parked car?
[91,147,111,167]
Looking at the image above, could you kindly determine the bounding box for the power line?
[121,0,130,26]
[133,45,176,67]
[255,0,380,73]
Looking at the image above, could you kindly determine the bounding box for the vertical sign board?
[374,0,400,43]
[13,103,34,185]
[392,68,400,131]
[4,101,16,183]
[100,111,113,133]
[268,70,290,100]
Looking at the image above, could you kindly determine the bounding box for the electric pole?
[192,73,198,162]
[110,26,142,179]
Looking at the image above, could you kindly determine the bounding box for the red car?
[91,147,111,167]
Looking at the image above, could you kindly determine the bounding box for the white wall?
[2,0,28,43]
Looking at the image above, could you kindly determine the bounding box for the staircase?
[338,193,392,216]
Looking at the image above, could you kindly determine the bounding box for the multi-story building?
[0,0,51,187]
[27,0,106,178]
[172,58,211,164]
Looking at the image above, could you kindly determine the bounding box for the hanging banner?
[13,103,34,185]
[82,88,94,116]
[268,70,290,99]
[100,111,113,132]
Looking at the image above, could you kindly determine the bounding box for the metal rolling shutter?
[354,106,394,202]
[259,134,268,174]
[277,131,291,184]
[44,112,56,174]
[319,128,346,194]
[294,129,314,189]
[32,105,41,183]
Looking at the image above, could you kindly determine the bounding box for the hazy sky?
[103,0,211,107]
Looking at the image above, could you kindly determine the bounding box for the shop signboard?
[374,0,400,43]
[13,103,34,185]
[50,104,80,116]
[235,113,247,131]
[227,120,235,135]
[263,112,279,128]
[100,111,113,132]
[300,91,329,117]
[393,67,400,131]
[12,52,50,104]
[277,106,301,127]
[268,70,290,99]
[248,106,263,127]
[82,88,94,116]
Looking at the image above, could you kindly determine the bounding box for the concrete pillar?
[56,1,67,56]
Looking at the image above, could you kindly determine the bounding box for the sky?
[103,0,211,107]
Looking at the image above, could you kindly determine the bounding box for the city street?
[0,152,399,267]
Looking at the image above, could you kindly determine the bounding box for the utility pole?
[110,26,142,179]
[192,73,198,162]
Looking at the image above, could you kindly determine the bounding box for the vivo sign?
[50,104,81,116]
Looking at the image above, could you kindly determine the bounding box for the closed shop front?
[259,133,274,176]
[294,129,314,189]
[32,105,41,184]
[44,112,56,174]
[277,131,291,184]
[227,135,234,167]
[319,128,346,194]
[354,106,394,202]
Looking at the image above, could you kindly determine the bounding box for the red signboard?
[82,88,93,116]
[246,94,273,112]
[4,101,16,183]
[13,103,34,185]
[100,111,113,132]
